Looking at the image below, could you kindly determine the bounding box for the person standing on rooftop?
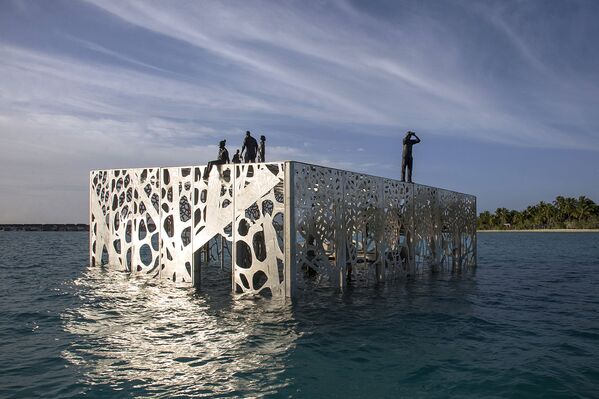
[401,131,420,183]
[241,131,258,163]
[258,135,266,162]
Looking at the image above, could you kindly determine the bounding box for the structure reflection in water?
[63,264,297,396]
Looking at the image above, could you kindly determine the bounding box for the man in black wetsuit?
[241,131,258,163]
[205,140,230,179]
[401,131,421,183]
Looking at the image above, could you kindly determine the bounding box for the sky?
[1,0,598,223]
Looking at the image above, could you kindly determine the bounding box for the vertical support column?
[408,183,416,276]
[231,164,237,294]
[191,166,202,289]
[337,171,347,291]
[474,197,478,266]
[458,231,463,268]
[284,161,296,299]
[89,171,93,266]
[203,242,209,262]
[376,179,385,282]
[192,248,201,287]
[220,236,225,271]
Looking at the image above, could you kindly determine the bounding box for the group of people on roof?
[205,131,266,177]
[207,129,422,184]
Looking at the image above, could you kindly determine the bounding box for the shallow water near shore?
[1,231,598,398]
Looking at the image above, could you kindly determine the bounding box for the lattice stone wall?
[90,168,162,276]
[90,163,287,296]
[90,161,476,298]
[232,163,286,297]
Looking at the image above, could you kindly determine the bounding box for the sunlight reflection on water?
[63,266,298,397]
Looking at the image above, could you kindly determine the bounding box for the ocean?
[1,231,598,398]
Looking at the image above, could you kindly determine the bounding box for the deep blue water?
[0,232,598,398]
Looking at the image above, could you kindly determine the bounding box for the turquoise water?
[0,232,598,398]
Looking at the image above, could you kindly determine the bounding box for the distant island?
[0,224,89,231]
[478,196,599,230]
[3,196,599,233]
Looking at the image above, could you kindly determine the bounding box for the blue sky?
[1,0,598,223]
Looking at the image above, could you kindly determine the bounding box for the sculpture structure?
[241,131,258,163]
[205,140,230,177]
[401,131,420,183]
[90,161,476,299]
[232,150,241,164]
[258,135,266,162]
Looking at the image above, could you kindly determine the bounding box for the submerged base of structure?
[90,161,476,299]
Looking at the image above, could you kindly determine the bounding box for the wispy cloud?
[79,0,599,149]
[0,0,598,221]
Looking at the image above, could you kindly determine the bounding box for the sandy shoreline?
[478,229,599,233]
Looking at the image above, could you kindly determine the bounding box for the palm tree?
[528,204,543,228]
[554,196,567,224]
[564,197,577,222]
[477,196,599,229]
[576,196,594,221]
[511,211,524,229]
[495,207,510,228]
[478,211,492,229]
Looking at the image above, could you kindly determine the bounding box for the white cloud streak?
[0,0,598,221]
[80,0,599,149]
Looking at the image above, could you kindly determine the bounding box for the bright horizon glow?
[1,0,598,223]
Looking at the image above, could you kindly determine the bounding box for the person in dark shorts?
[401,131,421,183]
[205,140,230,179]
[241,131,258,163]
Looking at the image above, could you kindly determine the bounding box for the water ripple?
[1,232,599,398]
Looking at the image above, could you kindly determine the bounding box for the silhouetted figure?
[347,241,356,283]
[205,140,230,179]
[241,131,258,163]
[401,131,420,183]
[232,149,241,164]
[258,135,266,162]
[400,246,409,270]
[303,234,318,278]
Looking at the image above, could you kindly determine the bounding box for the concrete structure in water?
[90,161,477,298]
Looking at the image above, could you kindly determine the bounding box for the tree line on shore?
[478,196,599,230]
